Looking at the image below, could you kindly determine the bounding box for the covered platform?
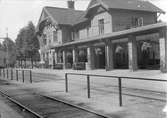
[45,22,167,72]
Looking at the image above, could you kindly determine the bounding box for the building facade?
[37,0,167,72]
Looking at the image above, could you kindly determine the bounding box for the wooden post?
[30,70,32,83]
[16,70,18,81]
[11,69,13,80]
[87,75,90,98]
[3,69,5,78]
[65,73,68,92]
[7,69,8,79]
[22,70,24,83]
[118,78,122,106]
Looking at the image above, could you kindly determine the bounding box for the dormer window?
[98,19,104,35]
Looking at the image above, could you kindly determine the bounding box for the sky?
[0,0,167,41]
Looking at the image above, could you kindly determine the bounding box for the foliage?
[0,43,3,50]
[2,37,16,67]
[15,21,40,63]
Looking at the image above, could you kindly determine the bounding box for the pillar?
[86,46,95,70]
[159,27,167,73]
[54,50,58,64]
[128,35,138,71]
[72,48,78,64]
[46,52,49,67]
[51,50,55,69]
[39,51,44,62]
[63,50,68,69]
[105,41,114,70]
[49,50,53,68]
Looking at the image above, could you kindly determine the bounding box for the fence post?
[22,70,24,83]
[11,69,13,80]
[7,69,8,79]
[0,69,1,77]
[65,73,68,92]
[118,77,122,106]
[87,75,90,98]
[3,69,5,78]
[16,70,18,81]
[30,70,32,83]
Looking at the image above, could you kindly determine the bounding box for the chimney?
[67,0,75,10]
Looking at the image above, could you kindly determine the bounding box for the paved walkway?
[32,69,167,92]
[32,68,167,79]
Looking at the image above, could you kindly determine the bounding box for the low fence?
[65,73,167,107]
[0,69,166,106]
[0,68,60,83]
[0,68,32,83]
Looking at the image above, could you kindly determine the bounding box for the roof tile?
[45,6,86,25]
[44,0,165,26]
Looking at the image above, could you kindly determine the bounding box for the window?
[87,22,91,37]
[48,31,52,44]
[98,19,104,35]
[71,32,74,41]
[43,34,47,45]
[53,31,58,42]
[74,30,79,40]
[131,17,143,27]
[137,17,143,27]
[87,27,89,37]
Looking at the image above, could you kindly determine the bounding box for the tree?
[25,22,40,68]
[15,21,40,68]
[2,38,16,67]
[15,27,27,67]
[0,43,3,50]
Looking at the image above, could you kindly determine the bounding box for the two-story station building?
[36,0,167,72]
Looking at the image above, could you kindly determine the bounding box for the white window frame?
[98,19,104,35]
[137,17,143,27]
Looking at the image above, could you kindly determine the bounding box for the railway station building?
[36,0,167,72]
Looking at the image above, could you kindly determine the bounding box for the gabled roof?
[37,0,165,28]
[44,6,86,25]
[87,0,165,13]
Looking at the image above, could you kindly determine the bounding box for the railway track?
[0,80,110,118]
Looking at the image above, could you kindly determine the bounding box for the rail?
[65,73,167,107]
[0,90,43,118]
[0,68,32,83]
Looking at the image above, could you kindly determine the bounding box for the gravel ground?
[0,94,24,118]
[1,69,167,118]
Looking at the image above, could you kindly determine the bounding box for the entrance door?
[94,47,105,69]
[138,41,160,69]
[114,43,128,69]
